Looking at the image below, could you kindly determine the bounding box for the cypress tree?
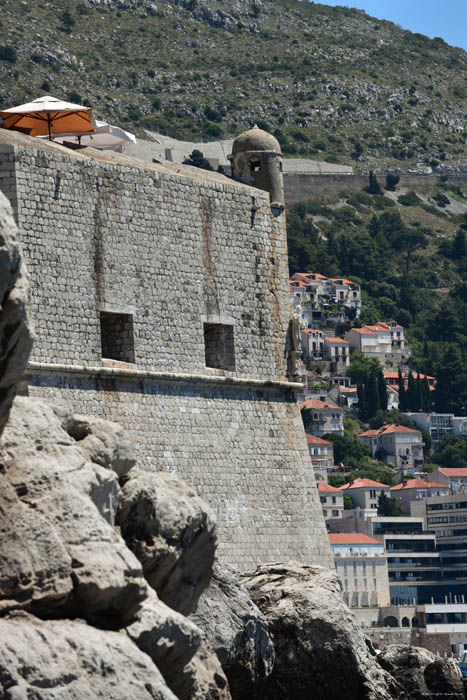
[398,367,407,411]
[407,370,416,411]
[357,383,368,421]
[414,372,423,412]
[422,375,432,412]
[378,369,388,412]
[366,368,380,419]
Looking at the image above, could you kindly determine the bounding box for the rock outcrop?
[117,469,217,616]
[0,192,32,437]
[377,645,465,700]
[242,562,404,700]
[191,561,275,699]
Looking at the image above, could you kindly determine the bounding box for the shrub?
[385,173,400,191]
[0,45,17,63]
[398,191,422,206]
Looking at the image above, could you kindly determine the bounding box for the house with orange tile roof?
[430,467,467,493]
[318,482,343,520]
[300,398,344,436]
[328,532,389,607]
[324,336,350,371]
[384,372,436,390]
[300,328,324,360]
[358,424,424,471]
[306,434,335,482]
[289,272,361,330]
[339,477,391,514]
[345,321,406,368]
[390,478,449,514]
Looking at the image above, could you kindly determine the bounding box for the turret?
[228,125,284,210]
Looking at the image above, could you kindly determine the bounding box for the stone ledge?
[26,361,303,392]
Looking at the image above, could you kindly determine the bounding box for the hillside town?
[293,270,467,656]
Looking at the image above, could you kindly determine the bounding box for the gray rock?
[126,586,203,700]
[0,611,177,699]
[0,192,33,437]
[191,561,275,699]
[184,637,232,700]
[117,468,217,615]
[377,645,464,700]
[57,410,136,478]
[242,562,404,700]
[1,396,146,621]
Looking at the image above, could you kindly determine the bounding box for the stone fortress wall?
[0,130,332,571]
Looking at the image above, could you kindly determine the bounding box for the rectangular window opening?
[100,312,135,363]
[204,323,235,371]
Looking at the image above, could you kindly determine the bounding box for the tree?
[398,367,407,411]
[406,370,416,411]
[433,435,467,469]
[366,171,382,195]
[393,227,428,275]
[421,375,432,412]
[343,493,354,510]
[378,369,388,412]
[60,9,76,32]
[366,367,380,419]
[357,383,368,422]
[182,149,214,171]
[377,492,400,516]
[0,45,17,63]
[385,173,400,191]
[453,229,467,260]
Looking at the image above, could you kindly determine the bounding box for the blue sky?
[312,1,467,51]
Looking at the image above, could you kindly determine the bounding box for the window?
[370,490,376,498]
[332,496,336,504]
[204,323,235,371]
[100,312,135,363]
[323,509,328,516]
[332,509,339,517]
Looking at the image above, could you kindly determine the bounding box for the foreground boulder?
[118,469,217,615]
[191,561,275,699]
[377,645,464,700]
[0,397,146,621]
[0,191,32,436]
[242,562,404,700]
[0,611,177,699]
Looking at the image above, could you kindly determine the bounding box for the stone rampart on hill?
[0,131,332,571]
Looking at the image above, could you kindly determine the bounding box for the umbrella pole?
[47,115,52,141]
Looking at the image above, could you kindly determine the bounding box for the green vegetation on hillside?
[0,0,466,167]
[287,182,467,416]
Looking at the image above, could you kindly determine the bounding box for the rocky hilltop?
[0,189,465,698]
[0,0,466,168]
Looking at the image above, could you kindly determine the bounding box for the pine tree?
[378,369,388,412]
[398,367,407,411]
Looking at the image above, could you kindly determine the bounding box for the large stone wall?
[0,133,332,571]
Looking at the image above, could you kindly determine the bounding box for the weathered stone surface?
[57,409,136,478]
[185,638,232,700]
[0,396,146,620]
[0,611,177,699]
[242,562,404,700]
[0,191,32,437]
[126,587,203,700]
[191,560,275,698]
[377,645,464,700]
[118,468,217,615]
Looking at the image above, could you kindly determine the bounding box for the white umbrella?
[51,120,136,152]
[0,95,95,140]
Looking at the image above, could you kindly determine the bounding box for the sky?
[312,0,467,51]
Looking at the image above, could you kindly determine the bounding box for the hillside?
[1,0,467,169]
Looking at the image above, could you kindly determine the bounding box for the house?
[324,336,350,372]
[339,478,391,516]
[345,322,406,367]
[405,413,467,442]
[301,328,324,361]
[306,434,335,482]
[300,398,344,436]
[338,386,359,411]
[328,533,390,607]
[430,468,467,493]
[290,272,361,328]
[318,482,344,520]
[390,479,449,514]
[384,372,436,391]
[358,424,424,471]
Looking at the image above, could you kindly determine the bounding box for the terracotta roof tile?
[325,337,349,344]
[439,468,467,478]
[300,399,342,411]
[328,533,382,545]
[306,434,332,446]
[318,482,341,493]
[391,479,446,491]
[339,477,390,490]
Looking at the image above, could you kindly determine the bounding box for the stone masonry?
[0,129,332,570]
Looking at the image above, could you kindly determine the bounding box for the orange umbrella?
[0,95,95,140]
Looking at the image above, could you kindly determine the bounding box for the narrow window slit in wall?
[204,323,235,371]
[100,312,135,363]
